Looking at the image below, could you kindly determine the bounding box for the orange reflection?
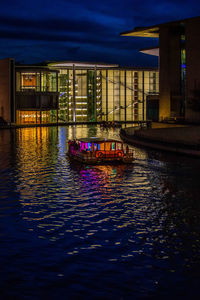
[16,127,58,200]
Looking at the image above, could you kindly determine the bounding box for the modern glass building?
[15,66,59,125]
[0,59,159,125]
[49,61,159,124]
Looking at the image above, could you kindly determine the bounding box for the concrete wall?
[185,18,200,123]
[159,18,200,123]
[0,58,12,123]
[159,26,181,121]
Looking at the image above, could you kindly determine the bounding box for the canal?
[0,125,200,299]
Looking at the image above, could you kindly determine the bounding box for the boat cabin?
[68,138,133,164]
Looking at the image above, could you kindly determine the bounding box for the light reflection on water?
[0,126,200,299]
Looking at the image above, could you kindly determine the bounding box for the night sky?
[1,0,200,67]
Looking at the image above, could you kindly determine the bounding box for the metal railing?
[70,148,134,160]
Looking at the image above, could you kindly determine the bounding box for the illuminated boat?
[67,138,134,164]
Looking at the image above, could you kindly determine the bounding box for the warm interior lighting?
[22,73,36,89]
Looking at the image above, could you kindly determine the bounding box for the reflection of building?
[121,16,200,123]
[0,59,159,125]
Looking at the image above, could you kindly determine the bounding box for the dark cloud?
[0,16,114,35]
[0,15,157,50]
[0,0,200,66]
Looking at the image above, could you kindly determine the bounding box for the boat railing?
[75,151,133,160]
[69,144,134,160]
[94,150,133,159]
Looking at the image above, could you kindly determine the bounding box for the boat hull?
[67,152,133,164]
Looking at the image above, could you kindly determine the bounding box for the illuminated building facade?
[0,59,159,125]
[121,16,200,123]
[49,62,159,124]
[15,66,59,125]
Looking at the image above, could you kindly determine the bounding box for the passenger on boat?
[71,140,78,150]
[81,144,87,154]
[68,141,72,152]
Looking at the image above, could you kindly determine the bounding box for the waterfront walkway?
[120,123,200,157]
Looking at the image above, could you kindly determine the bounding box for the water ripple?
[0,126,200,299]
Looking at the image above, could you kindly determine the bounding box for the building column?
[94,66,97,121]
[39,72,42,125]
[56,71,59,124]
[142,71,145,121]
[106,70,108,121]
[10,59,15,124]
[73,64,76,123]
[40,71,41,92]
[67,69,69,122]
[119,71,121,121]
[113,71,115,121]
[131,71,133,121]
[124,71,127,122]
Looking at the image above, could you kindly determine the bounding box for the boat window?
[99,143,104,151]
[94,143,98,151]
[111,143,115,150]
[116,143,122,150]
[105,142,111,151]
[87,142,92,151]
[80,142,86,151]
[80,142,92,151]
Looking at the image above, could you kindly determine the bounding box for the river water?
[0,125,200,299]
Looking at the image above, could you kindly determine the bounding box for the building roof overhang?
[48,61,118,68]
[140,47,159,56]
[121,15,200,39]
[121,26,159,38]
[15,65,59,72]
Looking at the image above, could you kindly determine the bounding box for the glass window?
[21,72,40,91]
[16,111,40,124]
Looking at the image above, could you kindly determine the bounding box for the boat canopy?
[75,138,122,143]
[70,138,123,152]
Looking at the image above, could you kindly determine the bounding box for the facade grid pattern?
[15,64,159,125]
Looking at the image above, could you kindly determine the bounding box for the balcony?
[16,92,59,110]
[15,69,59,110]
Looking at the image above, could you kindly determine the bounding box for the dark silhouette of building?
[121,16,200,123]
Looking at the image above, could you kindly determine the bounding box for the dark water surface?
[0,126,200,299]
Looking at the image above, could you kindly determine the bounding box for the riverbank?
[120,124,200,157]
[0,120,150,130]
